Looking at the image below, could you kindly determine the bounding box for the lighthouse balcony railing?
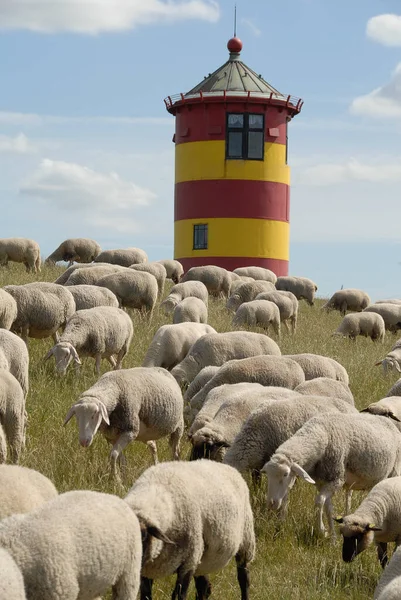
[164,91,303,111]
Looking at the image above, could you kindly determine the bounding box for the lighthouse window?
[193,224,208,250]
[226,112,264,160]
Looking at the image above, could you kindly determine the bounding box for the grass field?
[1,263,399,599]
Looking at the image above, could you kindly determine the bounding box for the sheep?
[0,370,26,463]
[375,338,401,373]
[129,262,167,296]
[376,299,401,305]
[156,259,184,283]
[226,280,276,312]
[188,355,306,418]
[336,477,401,568]
[44,306,134,375]
[0,490,142,600]
[364,303,401,333]
[295,377,354,405]
[333,312,386,342]
[284,353,349,385]
[361,396,401,426]
[233,299,281,335]
[95,247,148,266]
[0,464,57,519]
[171,331,281,386]
[233,266,277,284]
[276,275,318,306]
[45,238,101,265]
[124,460,255,600]
[161,281,209,314]
[53,261,120,285]
[0,288,17,330]
[374,546,401,599]
[66,284,119,310]
[142,323,216,371]
[229,277,255,295]
[64,264,127,286]
[262,413,401,538]
[0,329,29,398]
[4,282,75,344]
[255,290,298,334]
[0,548,26,599]
[322,288,371,315]
[387,379,401,398]
[183,365,220,403]
[64,367,184,476]
[224,396,357,487]
[95,270,158,316]
[0,237,41,273]
[173,297,208,325]
[181,265,233,297]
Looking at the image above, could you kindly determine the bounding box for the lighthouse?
[164,36,303,276]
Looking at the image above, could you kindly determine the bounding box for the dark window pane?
[228,132,243,158]
[247,132,264,159]
[193,224,208,249]
[249,114,263,129]
[228,114,244,128]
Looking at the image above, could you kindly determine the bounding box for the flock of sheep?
[1,236,401,599]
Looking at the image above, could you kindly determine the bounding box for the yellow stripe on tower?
[175,218,289,260]
[175,141,289,185]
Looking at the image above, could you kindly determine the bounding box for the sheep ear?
[147,525,176,545]
[334,516,344,523]
[291,463,315,484]
[395,362,401,373]
[367,524,382,532]
[98,401,110,425]
[44,347,55,361]
[63,406,76,426]
[388,411,401,423]
[374,360,383,367]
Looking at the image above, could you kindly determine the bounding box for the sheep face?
[262,459,315,511]
[160,297,178,315]
[189,428,228,461]
[335,517,379,562]
[45,342,82,374]
[226,295,241,312]
[64,399,110,447]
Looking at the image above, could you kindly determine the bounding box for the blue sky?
[1,0,401,300]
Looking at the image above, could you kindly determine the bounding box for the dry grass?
[0,263,398,599]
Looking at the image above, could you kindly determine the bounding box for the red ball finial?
[227,37,243,54]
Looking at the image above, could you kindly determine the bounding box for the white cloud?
[0,111,172,127]
[367,14,401,47]
[0,0,220,34]
[241,18,261,37]
[350,63,401,119]
[0,133,37,154]
[296,157,401,186]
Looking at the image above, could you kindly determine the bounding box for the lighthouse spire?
[234,4,237,37]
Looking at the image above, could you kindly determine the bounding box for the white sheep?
[95,247,148,266]
[44,306,134,375]
[276,275,318,306]
[364,303,401,333]
[183,365,220,403]
[64,367,184,476]
[233,266,277,284]
[142,323,216,370]
[96,270,158,316]
[0,329,29,398]
[124,460,255,600]
[0,490,142,600]
[333,312,386,342]
[336,477,401,568]
[255,290,298,334]
[0,288,17,330]
[262,413,401,538]
[160,281,209,314]
[0,238,41,273]
[374,546,401,599]
[295,377,354,405]
[229,277,255,295]
[64,264,126,286]
[376,299,401,305]
[45,238,101,265]
[156,259,184,283]
[322,288,371,315]
[376,338,401,373]
[65,284,119,310]
[54,261,120,285]
[361,396,401,425]
[387,379,401,398]
[171,330,281,386]
[0,370,26,463]
[284,353,349,384]
[181,265,233,296]
[233,299,281,335]
[129,262,167,296]
[226,280,276,312]
[0,464,57,519]
[173,297,208,324]
[0,548,26,599]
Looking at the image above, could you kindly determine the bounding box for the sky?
[1,0,401,300]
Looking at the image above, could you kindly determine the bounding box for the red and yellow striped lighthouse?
[164,36,303,276]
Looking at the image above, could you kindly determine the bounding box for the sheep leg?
[194,575,212,599]
[21,326,29,346]
[52,331,60,343]
[140,577,153,600]
[172,568,194,600]
[169,426,183,460]
[95,354,102,375]
[323,496,336,540]
[114,347,127,370]
[236,555,251,600]
[314,491,327,537]
[345,488,353,514]
[107,355,117,368]
[146,440,159,464]
[110,431,136,477]
[377,542,388,568]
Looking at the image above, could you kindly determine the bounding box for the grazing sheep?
[226,280,276,312]
[124,460,255,600]
[161,281,209,314]
[276,276,317,306]
[173,297,208,324]
[64,367,184,476]
[233,299,281,335]
[156,259,184,283]
[322,288,371,315]
[364,303,401,333]
[0,329,29,398]
[0,548,26,599]
[387,379,401,398]
[181,265,233,297]
[64,264,126,286]
[361,396,401,426]
[375,338,401,373]
[262,413,401,537]
[0,490,142,600]
[333,312,386,342]
[44,306,134,375]
[171,331,281,386]
[96,270,158,316]
[374,546,401,599]
[66,284,119,311]
[0,370,26,463]
[130,262,167,296]
[53,261,119,285]
[142,323,216,370]
[4,283,75,344]
[336,477,401,568]
[0,288,17,330]
[295,377,354,405]
[183,365,220,403]
[285,353,349,385]
[0,464,57,519]
[233,266,277,284]
[0,238,41,273]
[45,238,101,265]
[95,247,148,266]
[229,278,255,295]
[255,290,298,334]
